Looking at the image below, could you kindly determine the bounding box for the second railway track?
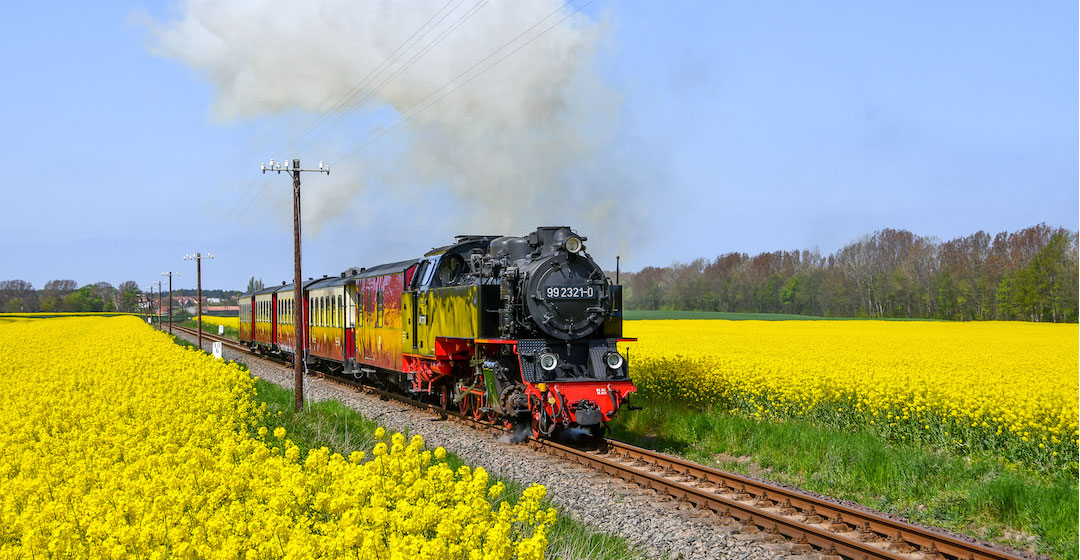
[169,323,1033,560]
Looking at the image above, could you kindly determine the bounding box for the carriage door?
[345,284,357,361]
[409,260,432,351]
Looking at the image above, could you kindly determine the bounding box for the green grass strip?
[610,395,1077,560]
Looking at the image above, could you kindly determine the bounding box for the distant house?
[204,305,239,317]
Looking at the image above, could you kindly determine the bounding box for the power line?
[328,0,593,165]
[277,0,466,157]
[292,0,489,154]
[211,0,465,234]
[259,1,592,224]
[254,1,593,228]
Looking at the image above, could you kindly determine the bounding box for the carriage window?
[412,262,429,289]
[376,289,383,328]
[338,295,343,327]
[436,254,465,287]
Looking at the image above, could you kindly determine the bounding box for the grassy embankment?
[610,397,1076,560]
[170,336,640,560]
[614,313,1077,560]
[180,317,239,339]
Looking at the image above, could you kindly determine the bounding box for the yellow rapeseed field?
[197,314,239,331]
[0,316,554,559]
[623,320,1079,469]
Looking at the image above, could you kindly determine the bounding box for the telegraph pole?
[144,285,152,325]
[161,271,180,334]
[150,280,163,329]
[262,158,330,411]
[184,252,214,350]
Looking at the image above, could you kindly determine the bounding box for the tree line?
[0,280,142,313]
[617,223,1078,322]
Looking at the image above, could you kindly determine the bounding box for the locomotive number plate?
[546,286,596,299]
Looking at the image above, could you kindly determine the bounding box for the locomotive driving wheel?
[438,384,450,411]
[471,394,485,421]
[458,390,471,416]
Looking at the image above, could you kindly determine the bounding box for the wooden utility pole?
[161,271,179,334]
[263,158,329,411]
[184,253,214,350]
[150,280,163,329]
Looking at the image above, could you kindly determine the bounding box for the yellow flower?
[623,319,1078,470]
[0,315,555,558]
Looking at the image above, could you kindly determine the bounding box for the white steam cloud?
[145,0,646,257]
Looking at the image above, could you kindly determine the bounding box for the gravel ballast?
[177,332,783,560]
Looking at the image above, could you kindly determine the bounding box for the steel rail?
[168,324,1032,560]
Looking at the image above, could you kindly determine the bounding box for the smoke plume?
[145,0,645,254]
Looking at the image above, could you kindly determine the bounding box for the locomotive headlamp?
[564,236,583,254]
[539,352,559,371]
[605,352,624,370]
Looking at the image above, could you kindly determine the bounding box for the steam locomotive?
[238,226,636,437]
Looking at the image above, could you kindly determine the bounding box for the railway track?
[169,324,1031,560]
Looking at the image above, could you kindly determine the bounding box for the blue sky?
[1,1,1075,291]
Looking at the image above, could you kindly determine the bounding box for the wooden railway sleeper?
[821,543,844,560]
[800,505,825,524]
[855,522,882,542]
[736,516,760,534]
[788,534,814,555]
[921,542,945,560]
[888,531,917,553]
[761,524,784,543]
[826,513,852,533]
[753,491,776,508]
[730,484,752,500]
